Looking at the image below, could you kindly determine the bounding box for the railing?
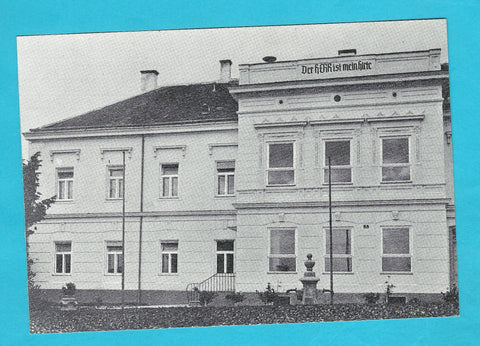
[186,273,236,305]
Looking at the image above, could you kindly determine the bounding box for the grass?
[29,302,459,333]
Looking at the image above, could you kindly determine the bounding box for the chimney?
[140,70,159,92]
[338,49,357,56]
[219,60,232,83]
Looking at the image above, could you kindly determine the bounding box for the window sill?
[56,199,74,203]
[267,271,298,274]
[380,181,413,185]
[322,182,353,186]
[322,272,354,275]
[52,273,72,276]
[380,272,413,275]
[105,198,123,202]
[214,194,236,198]
[159,197,180,200]
[158,273,179,276]
[266,184,296,188]
[104,273,122,276]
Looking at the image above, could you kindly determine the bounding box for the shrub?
[225,292,245,305]
[441,284,459,304]
[256,283,278,305]
[62,282,76,296]
[198,291,216,306]
[384,276,395,303]
[364,292,380,304]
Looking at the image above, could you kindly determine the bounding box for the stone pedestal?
[300,254,320,305]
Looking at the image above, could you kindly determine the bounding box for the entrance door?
[216,240,234,273]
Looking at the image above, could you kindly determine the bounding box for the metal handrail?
[186,273,235,305]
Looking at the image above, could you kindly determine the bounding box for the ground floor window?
[382,228,411,272]
[325,229,352,272]
[269,229,296,272]
[161,242,178,273]
[216,240,234,273]
[106,241,123,274]
[55,242,71,274]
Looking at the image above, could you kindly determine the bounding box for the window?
[161,164,178,197]
[161,242,178,273]
[325,229,352,272]
[217,240,234,273]
[324,141,351,183]
[55,242,71,274]
[108,167,124,199]
[267,142,294,185]
[57,168,74,200]
[382,228,411,272]
[106,241,123,274]
[382,138,410,182]
[269,229,296,272]
[217,161,235,196]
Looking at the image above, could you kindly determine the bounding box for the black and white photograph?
[18,19,459,333]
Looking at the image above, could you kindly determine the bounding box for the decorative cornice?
[44,210,237,219]
[49,149,81,162]
[207,143,238,156]
[153,145,187,158]
[100,147,133,160]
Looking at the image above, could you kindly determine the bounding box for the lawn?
[29,302,459,333]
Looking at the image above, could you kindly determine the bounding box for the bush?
[256,283,279,305]
[198,291,216,306]
[364,293,380,304]
[62,283,76,296]
[441,284,459,304]
[225,292,245,305]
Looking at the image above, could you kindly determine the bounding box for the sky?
[17,19,448,157]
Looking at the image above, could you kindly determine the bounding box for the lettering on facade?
[301,61,373,74]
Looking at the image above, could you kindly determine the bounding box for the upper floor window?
[55,241,71,274]
[324,140,351,183]
[57,168,74,200]
[216,240,234,273]
[106,241,123,274]
[217,161,235,196]
[161,164,179,197]
[269,229,296,272]
[267,142,294,185]
[161,242,178,273]
[108,167,124,199]
[382,228,411,272]
[382,138,410,182]
[325,229,352,272]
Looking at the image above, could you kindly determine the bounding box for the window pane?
[64,254,71,273]
[227,175,234,194]
[162,243,178,251]
[218,175,226,195]
[325,141,350,165]
[226,253,234,273]
[382,257,411,272]
[269,257,296,272]
[117,254,123,273]
[171,177,178,196]
[217,161,235,170]
[58,171,74,179]
[108,254,114,273]
[58,181,65,199]
[56,243,71,252]
[162,165,178,175]
[269,143,293,168]
[270,229,295,255]
[382,166,410,181]
[268,170,294,185]
[56,254,63,273]
[383,229,409,254]
[107,245,123,252]
[67,181,73,199]
[110,180,116,198]
[217,254,225,273]
[383,138,409,164]
[217,240,234,251]
[162,177,169,197]
[110,169,123,177]
[324,168,352,183]
[326,229,351,254]
[171,254,178,273]
[325,257,352,272]
[162,254,169,273]
[118,179,124,198]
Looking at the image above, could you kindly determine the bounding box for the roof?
[30,81,239,132]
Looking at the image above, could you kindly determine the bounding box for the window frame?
[161,241,178,274]
[381,227,412,274]
[105,241,123,275]
[380,136,411,183]
[54,241,72,275]
[216,240,235,274]
[56,167,74,201]
[107,165,124,200]
[216,161,235,196]
[160,163,179,198]
[322,139,352,184]
[268,228,297,273]
[266,141,296,186]
[323,228,353,273]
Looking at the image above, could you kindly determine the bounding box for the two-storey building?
[25,49,455,304]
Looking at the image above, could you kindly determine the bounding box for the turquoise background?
[1,0,479,344]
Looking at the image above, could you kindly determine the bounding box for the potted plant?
[60,282,78,310]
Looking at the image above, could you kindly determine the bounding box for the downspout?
[137,134,145,305]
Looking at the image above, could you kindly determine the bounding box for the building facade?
[25,49,455,304]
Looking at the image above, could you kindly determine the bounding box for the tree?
[23,152,55,300]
